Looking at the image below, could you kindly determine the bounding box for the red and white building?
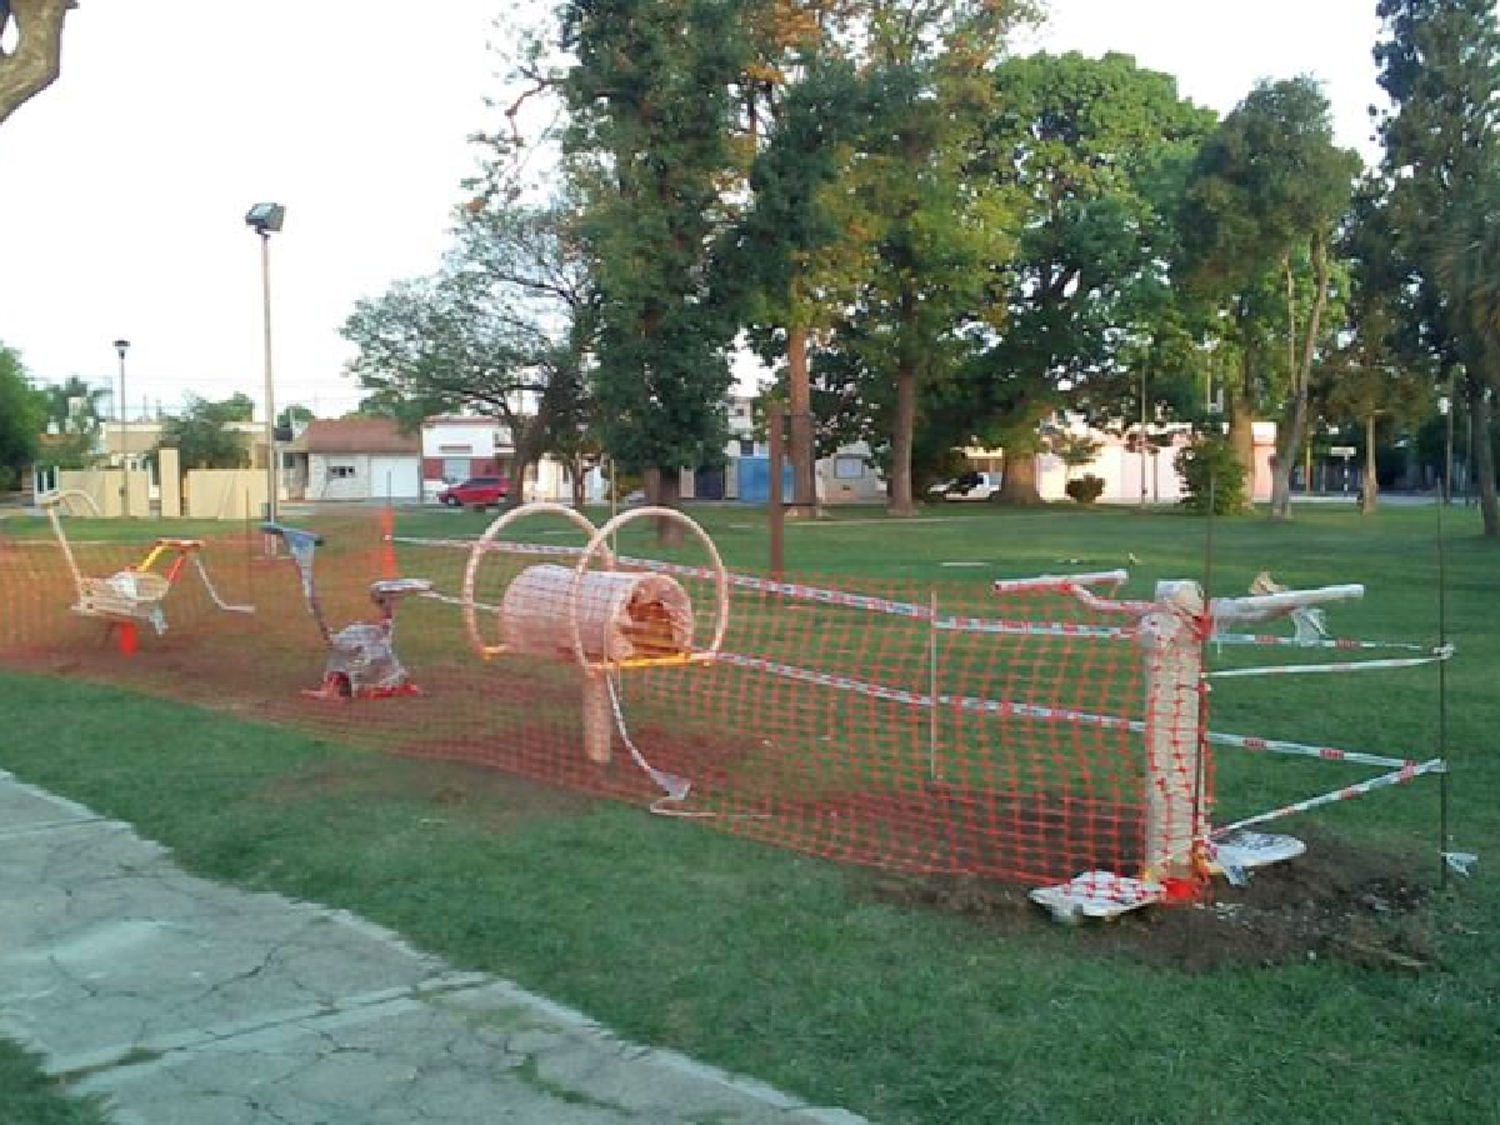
[419,416,514,501]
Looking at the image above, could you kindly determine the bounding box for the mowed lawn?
[1,499,1496,1124]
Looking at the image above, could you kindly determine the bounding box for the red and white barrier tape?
[1204,648,1453,679]
[1210,632,1433,653]
[1211,757,1447,838]
[1202,729,1418,771]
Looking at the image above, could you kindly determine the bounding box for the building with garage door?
[284,418,422,502]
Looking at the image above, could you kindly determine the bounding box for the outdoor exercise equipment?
[462,502,729,785]
[1025,572,1450,923]
[41,489,253,653]
[398,510,1454,910]
[263,523,431,700]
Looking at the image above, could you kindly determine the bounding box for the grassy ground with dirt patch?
[0,1039,108,1125]
[2,500,1496,1123]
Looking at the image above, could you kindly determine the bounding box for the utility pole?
[113,339,130,515]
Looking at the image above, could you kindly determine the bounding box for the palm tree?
[41,375,108,436]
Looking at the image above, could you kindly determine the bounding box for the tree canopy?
[559,0,749,508]
[0,0,73,127]
[0,342,44,489]
[330,0,1500,528]
[1373,0,1500,532]
[156,395,251,470]
[976,50,1216,503]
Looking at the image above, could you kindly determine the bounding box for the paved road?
[0,771,863,1125]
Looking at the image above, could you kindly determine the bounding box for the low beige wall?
[184,470,267,521]
[55,469,150,517]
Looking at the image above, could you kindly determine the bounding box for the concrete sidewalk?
[0,772,864,1124]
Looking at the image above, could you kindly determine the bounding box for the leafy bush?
[1064,473,1106,505]
[1176,435,1249,514]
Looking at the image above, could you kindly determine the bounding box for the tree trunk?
[569,457,587,509]
[646,466,684,545]
[996,451,1044,505]
[888,359,917,515]
[889,286,919,517]
[1360,413,1379,515]
[1270,237,1330,521]
[787,327,818,519]
[1472,377,1498,538]
[503,403,551,508]
[1227,393,1256,507]
[1227,323,1257,503]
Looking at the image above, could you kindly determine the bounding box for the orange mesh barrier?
[0,511,1211,889]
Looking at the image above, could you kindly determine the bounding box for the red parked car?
[437,476,510,509]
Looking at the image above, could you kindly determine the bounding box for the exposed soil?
[777,782,1145,886]
[867,825,1437,973]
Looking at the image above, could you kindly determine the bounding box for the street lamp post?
[245,203,285,529]
[1439,390,1452,504]
[113,338,130,515]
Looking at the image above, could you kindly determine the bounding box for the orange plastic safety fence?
[0,512,1213,889]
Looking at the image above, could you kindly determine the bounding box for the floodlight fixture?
[244,202,286,234]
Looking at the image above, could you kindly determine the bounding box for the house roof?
[293,418,420,455]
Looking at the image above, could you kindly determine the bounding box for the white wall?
[369,456,421,500]
[309,453,369,501]
[421,420,507,459]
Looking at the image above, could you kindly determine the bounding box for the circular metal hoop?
[570,506,730,671]
[462,502,606,659]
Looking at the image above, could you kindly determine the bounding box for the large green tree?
[343,197,594,499]
[1179,78,1359,518]
[0,0,73,127]
[1433,181,1500,517]
[808,0,1029,516]
[730,1,859,514]
[156,395,249,470]
[727,52,866,515]
[0,342,44,490]
[1373,0,1500,534]
[976,50,1215,504]
[1317,297,1430,514]
[560,0,748,520]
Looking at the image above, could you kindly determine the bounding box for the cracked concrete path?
[0,772,865,1124]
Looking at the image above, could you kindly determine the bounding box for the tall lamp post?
[245,202,286,528]
[113,338,130,515]
[1439,390,1453,504]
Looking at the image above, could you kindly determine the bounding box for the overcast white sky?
[0,0,1390,421]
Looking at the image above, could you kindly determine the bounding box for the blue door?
[736,458,794,504]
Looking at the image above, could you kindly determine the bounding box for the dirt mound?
[868,827,1436,972]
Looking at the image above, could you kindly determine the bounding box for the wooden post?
[1139,580,1205,881]
[583,670,613,765]
[768,402,785,580]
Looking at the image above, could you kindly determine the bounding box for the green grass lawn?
[0,1040,107,1125]
[2,500,1497,1124]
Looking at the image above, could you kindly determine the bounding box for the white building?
[285,418,422,502]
